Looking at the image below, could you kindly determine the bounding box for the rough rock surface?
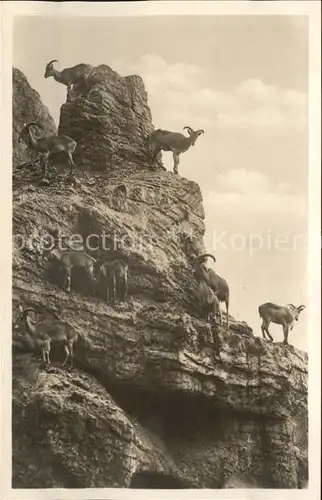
[58,64,164,172]
[12,66,308,489]
[12,68,57,169]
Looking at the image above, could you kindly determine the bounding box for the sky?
[13,15,309,350]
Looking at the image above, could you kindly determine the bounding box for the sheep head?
[296,304,306,320]
[44,60,58,78]
[287,303,306,321]
[196,253,216,264]
[18,122,42,141]
[183,126,204,146]
[19,306,37,320]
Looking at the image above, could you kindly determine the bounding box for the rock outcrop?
[12,66,308,489]
[13,68,57,169]
[58,64,164,172]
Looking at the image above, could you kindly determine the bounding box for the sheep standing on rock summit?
[44,60,93,98]
[148,126,204,174]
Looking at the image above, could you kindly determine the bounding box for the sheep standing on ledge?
[96,259,129,305]
[148,126,204,174]
[18,122,77,180]
[193,253,230,327]
[43,248,96,293]
[18,306,79,368]
[258,303,305,345]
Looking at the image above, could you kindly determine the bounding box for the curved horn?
[46,59,58,67]
[25,121,42,129]
[197,129,204,135]
[298,304,306,311]
[197,253,216,263]
[183,126,193,135]
[21,307,37,315]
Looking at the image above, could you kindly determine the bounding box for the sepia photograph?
[0,1,321,499]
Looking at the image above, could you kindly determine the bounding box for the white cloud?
[215,169,271,195]
[113,54,308,132]
[236,79,278,102]
[204,169,307,236]
[113,56,308,350]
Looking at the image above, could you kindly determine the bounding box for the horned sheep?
[96,259,129,304]
[148,126,204,174]
[44,60,93,98]
[258,302,305,344]
[18,122,77,179]
[18,306,79,368]
[193,253,230,327]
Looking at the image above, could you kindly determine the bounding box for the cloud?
[215,169,271,195]
[113,54,308,131]
[204,169,307,237]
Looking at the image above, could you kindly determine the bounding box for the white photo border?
[0,1,320,499]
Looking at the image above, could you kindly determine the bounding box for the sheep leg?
[208,301,214,323]
[43,339,51,364]
[263,321,273,341]
[46,350,51,364]
[63,267,71,292]
[283,325,289,345]
[266,326,273,341]
[225,299,229,327]
[87,265,96,294]
[42,346,48,364]
[218,304,223,325]
[67,152,76,177]
[122,275,128,301]
[152,146,160,163]
[40,152,49,178]
[261,321,267,339]
[62,344,70,367]
[68,341,74,368]
[206,321,212,342]
[173,153,180,174]
[111,275,116,305]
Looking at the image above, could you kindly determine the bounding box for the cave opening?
[129,471,188,489]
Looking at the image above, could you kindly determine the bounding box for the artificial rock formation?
[58,64,164,171]
[12,66,308,489]
[13,68,57,169]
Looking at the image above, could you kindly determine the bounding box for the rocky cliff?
[12,66,308,489]
[13,68,57,169]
